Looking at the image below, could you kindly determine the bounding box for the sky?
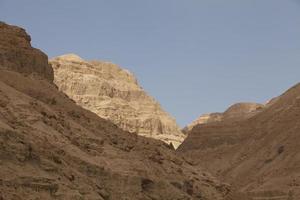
[1,0,300,127]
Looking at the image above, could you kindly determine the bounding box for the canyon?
[0,22,229,200]
[1,21,300,200]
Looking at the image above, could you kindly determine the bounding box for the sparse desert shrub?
[49,97,57,105]
[277,145,284,155]
[141,178,154,191]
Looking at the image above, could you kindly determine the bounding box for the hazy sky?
[1,0,300,127]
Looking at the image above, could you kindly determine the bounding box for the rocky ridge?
[184,102,264,133]
[50,55,185,148]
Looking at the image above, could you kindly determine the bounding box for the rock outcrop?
[178,87,300,199]
[0,22,229,200]
[50,55,185,148]
[0,22,53,81]
[183,113,223,133]
[184,103,264,133]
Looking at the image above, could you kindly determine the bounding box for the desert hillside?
[0,22,230,200]
[50,55,184,148]
[179,87,300,199]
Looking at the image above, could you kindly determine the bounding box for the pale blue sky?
[1,0,300,127]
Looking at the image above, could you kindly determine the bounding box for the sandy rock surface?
[50,55,185,148]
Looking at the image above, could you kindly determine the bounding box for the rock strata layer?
[50,55,185,148]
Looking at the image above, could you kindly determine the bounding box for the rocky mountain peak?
[50,55,185,148]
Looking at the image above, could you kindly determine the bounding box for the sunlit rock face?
[50,54,185,148]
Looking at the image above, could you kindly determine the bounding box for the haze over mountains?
[1,21,300,200]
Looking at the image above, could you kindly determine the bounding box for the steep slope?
[178,87,300,199]
[0,22,228,200]
[50,55,184,148]
[184,103,264,133]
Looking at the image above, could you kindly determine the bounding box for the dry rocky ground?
[0,22,229,200]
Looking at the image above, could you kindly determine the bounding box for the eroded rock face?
[0,22,53,81]
[50,54,185,148]
[184,103,264,133]
[0,22,229,200]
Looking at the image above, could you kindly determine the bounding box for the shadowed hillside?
[179,84,300,199]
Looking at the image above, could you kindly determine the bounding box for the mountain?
[50,55,184,148]
[0,22,229,200]
[178,88,300,199]
[183,103,264,133]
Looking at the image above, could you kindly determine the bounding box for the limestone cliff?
[50,54,185,148]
